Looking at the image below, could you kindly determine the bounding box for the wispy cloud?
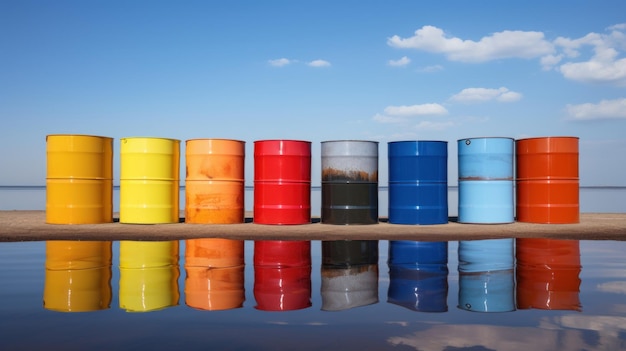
[307,59,331,67]
[566,98,626,121]
[387,25,554,62]
[450,87,522,103]
[418,64,444,73]
[388,56,411,67]
[384,103,448,116]
[268,58,293,67]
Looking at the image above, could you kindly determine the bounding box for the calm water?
[1,187,625,350]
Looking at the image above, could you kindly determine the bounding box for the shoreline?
[1,211,625,242]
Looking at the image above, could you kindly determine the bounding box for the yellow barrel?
[120,137,180,224]
[46,241,112,270]
[119,241,179,269]
[185,139,245,224]
[119,266,180,312]
[46,134,113,224]
[44,267,112,312]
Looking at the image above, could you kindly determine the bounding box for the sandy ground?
[1,211,624,242]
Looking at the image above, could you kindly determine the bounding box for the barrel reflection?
[185,239,245,311]
[43,241,112,312]
[458,239,515,312]
[388,241,448,312]
[321,240,379,311]
[254,240,311,311]
[516,238,581,311]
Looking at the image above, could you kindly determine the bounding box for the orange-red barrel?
[185,139,245,224]
[516,137,579,223]
[46,134,113,224]
[516,238,581,311]
[184,239,244,268]
[253,140,311,224]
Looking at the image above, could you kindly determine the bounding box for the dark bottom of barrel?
[321,183,378,224]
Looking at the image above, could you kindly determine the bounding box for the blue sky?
[1,0,626,186]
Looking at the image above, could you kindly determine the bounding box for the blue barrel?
[458,239,514,273]
[388,141,448,224]
[457,137,514,223]
[458,270,515,312]
[388,264,448,312]
[388,241,448,267]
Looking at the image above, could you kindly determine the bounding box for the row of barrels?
[43,239,581,313]
[46,135,579,225]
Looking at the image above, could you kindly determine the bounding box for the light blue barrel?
[458,270,515,312]
[388,141,448,224]
[458,239,514,273]
[457,137,514,223]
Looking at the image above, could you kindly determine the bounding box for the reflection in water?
[118,241,180,312]
[388,241,448,312]
[253,240,312,311]
[184,238,245,311]
[44,241,112,312]
[517,238,582,311]
[321,240,379,311]
[458,239,515,312]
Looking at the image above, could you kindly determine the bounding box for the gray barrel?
[321,140,378,224]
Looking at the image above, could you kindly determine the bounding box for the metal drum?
[120,137,180,224]
[321,264,378,311]
[321,240,378,267]
[516,137,579,223]
[322,140,378,224]
[458,137,514,224]
[46,134,113,224]
[388,141,448,224]
[185,139,245,224]
[253,140,311,224]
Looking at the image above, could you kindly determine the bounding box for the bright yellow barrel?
[119,266,180,312]
[44,241,112,312]
[185,139,245,224]
[120,137,180,224]
[119,241,179,269]
[46,134,113,224]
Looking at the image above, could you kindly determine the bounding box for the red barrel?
[254,240,311,267]
[254,140,311,224]
[254,266,312,311]
[516,238,581,311]
[516,137,579,223]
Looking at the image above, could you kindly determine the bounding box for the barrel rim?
[321,140,379,144]
[457,137,514,142]
[46,134,113,140]
[185,138,245,143]
[254,139,312,144]
[121,136,181,142]
[515,136,580,142]
[388,140,448,144]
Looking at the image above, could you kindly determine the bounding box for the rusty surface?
[1,211,626,242]
[322,168,378,182]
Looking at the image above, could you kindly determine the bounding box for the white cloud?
[372,113,404,124]
[566,98,626,121]
[450,87,522,103]
[388,56,411,67]
[384,103,448,116]
[387,25,554,62]
[418,64,444,73]
[268,58,292,67]
[597,281,626,294]
[541,54,563,70]
[308,59,331,67]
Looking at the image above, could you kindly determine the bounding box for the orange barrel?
[253,140,311,224]
[184,238,244,268]
[120,137,180,224]
[185,265,245,311]
[46,134,113,224]
[516,137,579,223]
[516,238,581,311]
[185,139,245,224]
[43,241,112,312]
